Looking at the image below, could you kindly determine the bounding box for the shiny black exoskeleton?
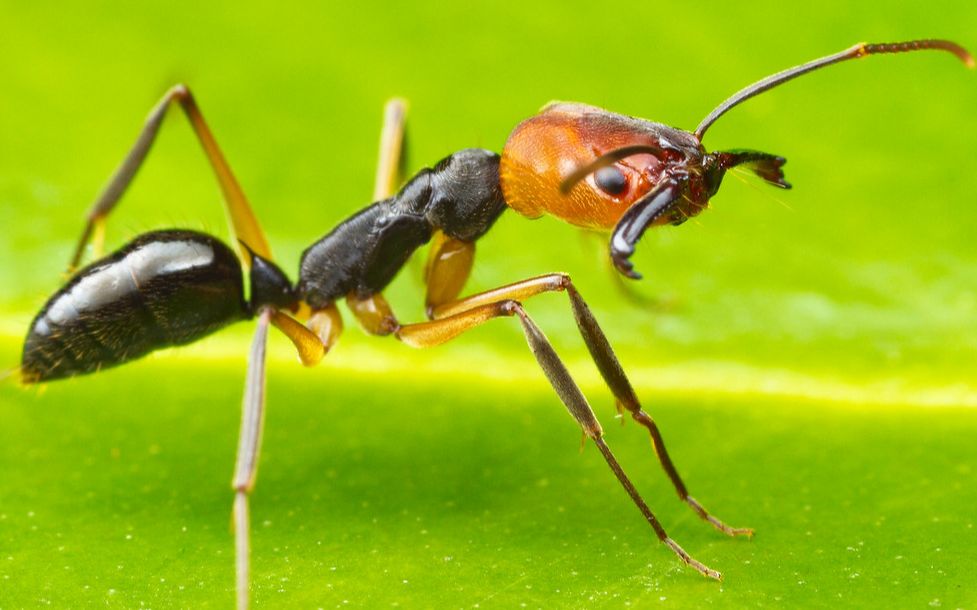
[23,230,248,381]
[298,148,505,307]
[23,149,505,380]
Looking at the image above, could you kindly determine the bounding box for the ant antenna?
[694,39,974,141]
[559,144,665,194]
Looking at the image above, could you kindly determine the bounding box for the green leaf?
[2,357,976,608]
[2,1,977,607]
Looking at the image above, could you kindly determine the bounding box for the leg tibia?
[69,84,270,272]
[361,286,721,579]
[415,272,752,538]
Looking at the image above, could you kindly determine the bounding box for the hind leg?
[68,84,270,271]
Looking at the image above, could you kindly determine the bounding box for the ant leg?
[431,274,752,537]
[562,281,753,537]
[230,307,334,610]
[69,84,270,271]
[373,98,408,200]
[368,97,476,308]
[375,98,446,291]
[346,294,722,579]
[232,308,272,610]
[423,232,475,319]
[270,310,329,366]
[305,304,344,351]
[228,307,334,610]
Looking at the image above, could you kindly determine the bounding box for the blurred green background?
[1,1,975,608]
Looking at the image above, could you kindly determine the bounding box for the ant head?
[506,40,971,279]
[499,103,704,231]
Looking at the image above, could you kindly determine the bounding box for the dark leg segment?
[508,302,603,438]
[565,281,752,537]
[593,438,721,579]
[350,295,722,579]
[511,304,722,577]
[431,273,751,537]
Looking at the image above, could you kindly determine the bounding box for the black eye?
[594,165,628,196]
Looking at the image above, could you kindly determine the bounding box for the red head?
[498,40,973,278]
[500,102,709,231]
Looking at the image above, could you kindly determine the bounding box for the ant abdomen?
[22,230,248,382]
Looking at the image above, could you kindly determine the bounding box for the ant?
[19,39,973,609]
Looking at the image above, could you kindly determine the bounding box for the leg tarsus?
[685,495,754,538]
[567,282,753,538]
[507,308,721,579]
[629,409,752,537]
[663,537,723,581]
[593,437,722,580]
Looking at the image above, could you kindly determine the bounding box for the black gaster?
[298,148,506,308]
[22,230,249,382]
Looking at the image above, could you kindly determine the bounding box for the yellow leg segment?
[69,84,271,271]
[373,98,408,201]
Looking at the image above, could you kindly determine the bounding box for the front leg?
[428,274,752,538]
[345,290,723,580]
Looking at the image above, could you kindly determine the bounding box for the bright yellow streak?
[3,320,975,409]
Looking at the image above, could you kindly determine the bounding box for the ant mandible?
[20,39,973,609]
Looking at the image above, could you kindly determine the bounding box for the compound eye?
[594,165,628,197]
